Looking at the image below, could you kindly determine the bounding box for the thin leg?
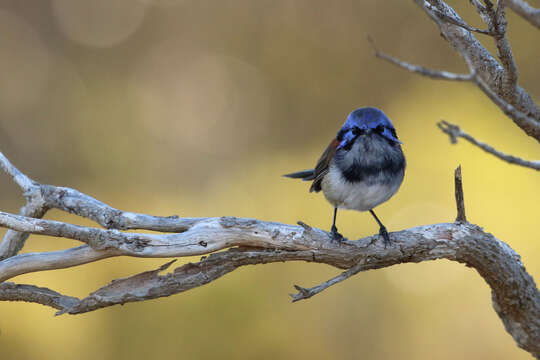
[330,207,343,242]
[369,209,391,247]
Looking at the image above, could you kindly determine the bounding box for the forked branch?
[368,1,540,172]
[374,0,540,142]
[438,121,540,170]
[0,151,539,357]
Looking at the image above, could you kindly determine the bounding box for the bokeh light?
[52,0,147,47]
[0,10,51,119]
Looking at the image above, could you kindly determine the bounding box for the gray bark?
[370,0,540,172]
[0,151,539,357]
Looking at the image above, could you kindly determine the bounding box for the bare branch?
[414,0,540,140]
[367,36,472,81]
[0,282,79,311]
[1,215,538,356]
[0,152,34,192]
[368,36,540,141]
[0,212,326,274]
[507,0,540,29]
[437,120,540,170]
[61,248,323,314]
[489,0,519,95]
[0,149,207,260]
[0,152,538,356]
[0,0,537,354]
[0,246,117,282]
[422,1,495,35]
[454,165,467,222]
[0,152,47,259]
[471,74,540,140]
[290,259,368,302]
[0,150,204,233]
[38,184,202,232]
[292,165,466,302]
[57,222,540,358]
[0,199,47,260]
[469,0,490,20]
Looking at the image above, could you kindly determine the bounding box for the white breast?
[321,163,402,211]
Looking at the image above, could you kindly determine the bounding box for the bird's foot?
[379,226,391,248]
[330,226,345,242]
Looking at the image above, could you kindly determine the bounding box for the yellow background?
[0,1,539,359]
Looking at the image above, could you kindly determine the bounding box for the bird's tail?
[283,169,316,181]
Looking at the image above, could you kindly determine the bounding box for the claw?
[379,226,391,247]
[331,230,344,242]
[330,225,344,242]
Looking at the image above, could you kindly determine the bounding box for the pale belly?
[321,164,403,211]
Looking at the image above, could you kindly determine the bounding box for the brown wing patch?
[310,138,338,192]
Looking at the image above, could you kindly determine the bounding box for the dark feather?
[335,134,405,185]
[283,169,315,180]
[309,138,339,192]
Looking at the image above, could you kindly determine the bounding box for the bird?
[284,107,405,246]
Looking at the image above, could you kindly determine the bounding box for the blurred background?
[0,0,539,359]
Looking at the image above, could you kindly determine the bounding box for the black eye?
[375,125,384,134]
[336,129,346,141]
[352,127,364,136]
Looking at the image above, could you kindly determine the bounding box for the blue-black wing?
[283,139,338,193]
[309,138,338,192]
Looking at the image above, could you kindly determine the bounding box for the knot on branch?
[438,120,462,144]
[290,285,314,302]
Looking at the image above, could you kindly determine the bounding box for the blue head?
[336,107,401,150]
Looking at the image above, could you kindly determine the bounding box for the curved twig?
[367,35,472,81]
[438,120,540,170]
[368,35,540,142]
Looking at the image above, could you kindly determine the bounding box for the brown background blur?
[0,1,539,359]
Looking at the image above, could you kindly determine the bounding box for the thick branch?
[0,152,33,192]
[0,151,203,233]
[0,246,118,282]
[59,247,325,315]
[438,120,540,170]
[423,1,495,35]
[0,150,205,260]
[49,221,539,358]
[0,199,47,260]
[1,216,538,355]
[0,151,539,356]
[292,165,469,302]
[0,282,79,310]
[415,0,540,140]
[0,153,46,259]
[471,74,540,136]
[2,209,540,354]
[38,184,202,232]
[368,39,540,142]
[0,212,322,273]
[485,0,519,96]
